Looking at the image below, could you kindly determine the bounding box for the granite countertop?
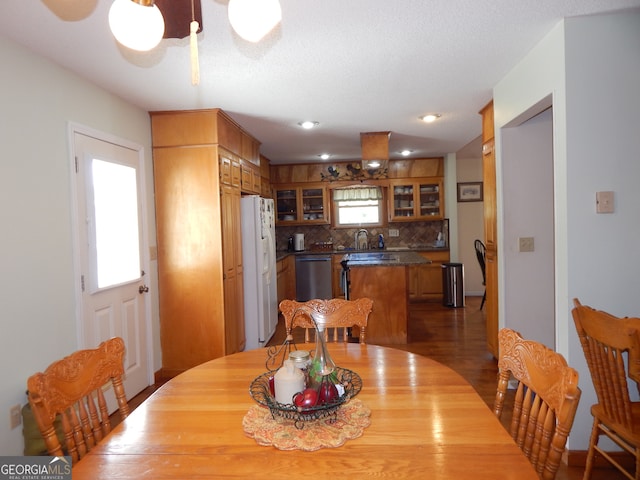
[276,245,447,262]
[341,250,431,267]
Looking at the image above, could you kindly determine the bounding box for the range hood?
[360,131,390,170]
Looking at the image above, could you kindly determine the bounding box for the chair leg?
[583,417,600,480]
[480,290,486,310]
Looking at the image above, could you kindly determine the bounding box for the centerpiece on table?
[249,309,362,429]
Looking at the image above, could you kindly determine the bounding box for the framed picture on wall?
[457,182,483,202]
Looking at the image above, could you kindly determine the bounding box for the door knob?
[139,285,149,294]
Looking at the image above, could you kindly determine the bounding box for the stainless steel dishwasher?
[295,255,333,301]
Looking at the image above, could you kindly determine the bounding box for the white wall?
[456,136,484,296]
[501,108,555,348]
[494,10,640,450]
[564,10,640,449]
[0,36,159,455]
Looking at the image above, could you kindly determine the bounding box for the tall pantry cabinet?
[479,101,498,358]
[151,109,255,378]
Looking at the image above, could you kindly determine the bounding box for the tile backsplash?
[275,220,448,251]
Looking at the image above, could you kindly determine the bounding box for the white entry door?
[71,127,151,404]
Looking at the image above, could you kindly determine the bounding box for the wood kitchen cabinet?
[274,184,329,224]
[480,101,498,358]
[389,179,444,221]
[220,181,245,355]
[151,109,257,376]
[241,162,261,195]
[259,155,272,198]
[276,255,295,304]
[408,250,450,302]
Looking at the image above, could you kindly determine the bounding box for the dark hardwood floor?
[125,296,624,480]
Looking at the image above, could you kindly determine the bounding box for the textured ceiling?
[1,1,639,164]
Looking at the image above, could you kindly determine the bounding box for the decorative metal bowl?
[249,367,362,429]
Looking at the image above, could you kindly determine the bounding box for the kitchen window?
[332,186,385,227]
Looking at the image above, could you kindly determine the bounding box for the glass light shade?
[109,0,165,52]
[228,0,282,43]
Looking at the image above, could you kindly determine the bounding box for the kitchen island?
[342,251,430,344]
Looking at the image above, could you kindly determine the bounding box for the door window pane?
[91,159,141,289]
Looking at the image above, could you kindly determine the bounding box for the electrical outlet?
[10,404,21,430]
[389,229,399,237]
[518,237,534,252]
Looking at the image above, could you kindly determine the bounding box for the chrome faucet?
[355,229,369,250]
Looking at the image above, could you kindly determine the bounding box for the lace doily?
[242,399,371,451]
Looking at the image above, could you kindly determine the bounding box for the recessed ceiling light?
[400,150,413,156]
[318,153,331,160]
[298,121,319,129]
[419,114,441,123]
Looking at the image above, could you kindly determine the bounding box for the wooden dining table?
[72,343,539,479]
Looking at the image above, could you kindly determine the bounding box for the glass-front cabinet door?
[275,184,329,224]
[391,182,415,219]
[276,188,298,223]
[389,179,443,221]
[417,181,441,218]
[301,187,326,222]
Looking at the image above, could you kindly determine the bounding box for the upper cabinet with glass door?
[389,178,444,221]
[275,184,329,224]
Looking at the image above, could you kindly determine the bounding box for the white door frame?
[67,121,154,387]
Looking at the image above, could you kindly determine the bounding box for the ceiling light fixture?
[109,0,165,52]
[400,150,413,156]
[298,121,319,129]
[228,0,282,43]
[419,113,441,123]
[318,153,331,160]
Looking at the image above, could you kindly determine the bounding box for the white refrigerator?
[241,196,278,350]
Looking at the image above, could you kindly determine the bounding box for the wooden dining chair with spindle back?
[279,298,373,344]
[27,337,130,464]
[494,328,581,480]
[572,298,640,480]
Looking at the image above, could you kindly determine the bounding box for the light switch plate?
[389,229,399,237]
[596,191,614,213]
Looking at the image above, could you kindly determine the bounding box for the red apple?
[318,381,339,405]
[293,388,318,409]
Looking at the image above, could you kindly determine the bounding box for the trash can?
[442,262,464,307]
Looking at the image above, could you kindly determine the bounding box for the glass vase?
[308,314,337,388]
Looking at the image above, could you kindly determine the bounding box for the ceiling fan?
[108,0,281,84]
[43,0,282,84]
[109,0,282,49]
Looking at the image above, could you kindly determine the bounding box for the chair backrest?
[494,328,581,480]
[572,298,640,432]
[27,337,130,463]
[474,239,486,282]
[279,298,373,344]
